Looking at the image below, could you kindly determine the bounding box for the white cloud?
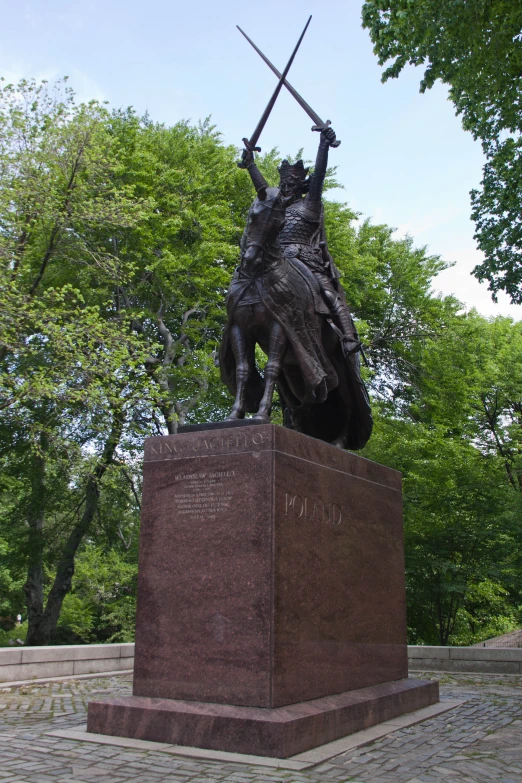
[66,69,107,103]
[434,249,522,320]
[0,61,105,104]
[353,205,522,320]
[393,204,469,242]
[0,65,27,85]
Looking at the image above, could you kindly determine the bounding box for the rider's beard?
[280,182,302,201]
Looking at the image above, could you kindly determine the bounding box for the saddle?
[287,257,330,316]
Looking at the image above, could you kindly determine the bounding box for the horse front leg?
[254,321,288,423]
[226,324,255,420]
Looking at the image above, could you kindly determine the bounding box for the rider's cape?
[220,252,373,451]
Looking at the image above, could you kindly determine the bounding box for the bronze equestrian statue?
[220,19,372,450]
[219,128,372,450]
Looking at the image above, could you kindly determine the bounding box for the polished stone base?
[130,425,410,708]
[87,677,438,759]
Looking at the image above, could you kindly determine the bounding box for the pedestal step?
[87,677,438,759]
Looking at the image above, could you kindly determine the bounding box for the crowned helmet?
[278,159,310,192]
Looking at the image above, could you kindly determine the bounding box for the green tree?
[0,81,254,644]
[361,1,522,302]
[101,110,251,433]
[0,79,157,644]
[334,219,458,407]
[364,310,522,644]
[471,138,522,303]
[57,543,139,644]
[365,411,521,645]
[417,312,522,491]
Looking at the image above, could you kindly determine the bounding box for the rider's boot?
[330,297,361,357]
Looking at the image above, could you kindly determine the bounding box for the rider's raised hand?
[238,148,255,169]
[320,126,337,146]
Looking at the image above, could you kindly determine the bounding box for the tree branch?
[27,133,89,297]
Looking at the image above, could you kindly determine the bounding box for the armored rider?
[241,126,361,357]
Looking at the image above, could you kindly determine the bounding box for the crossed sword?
[236,21,367,364]
[239,15,340,160]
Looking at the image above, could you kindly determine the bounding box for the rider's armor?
[245,135,361,355]
[280,202,327,274]
[281,202,319,246]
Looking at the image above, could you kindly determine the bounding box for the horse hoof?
[226,411,245,421]
[252,413,271,424]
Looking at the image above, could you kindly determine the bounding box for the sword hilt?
[311,120,341,148]
[238,139,262,168]
[242,137,261,154]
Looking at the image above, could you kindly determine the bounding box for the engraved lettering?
[331,503,342,525]
[284,491,344,525]
[304,496,312,520]
[149,428,269,460]
[322,500,330,524]
[172,471,235,522]
[292,494,304,517]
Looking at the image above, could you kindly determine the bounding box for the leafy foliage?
[364,311,522,644]
[471,137,522,303]
[364,410,522,645]
[361,1,522,302]
[57,545,138,643]
[361,1,522,138]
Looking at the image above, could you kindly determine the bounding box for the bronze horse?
[219,185,372,450]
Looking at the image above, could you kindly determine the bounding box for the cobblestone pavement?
[0,671,521,783]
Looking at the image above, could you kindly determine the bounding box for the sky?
[2,0,520,320]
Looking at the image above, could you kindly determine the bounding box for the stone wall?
[0,643,134,684]
[408,645,522,675]
[1,643,521,684]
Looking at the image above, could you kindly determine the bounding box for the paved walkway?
[1,671,521,782]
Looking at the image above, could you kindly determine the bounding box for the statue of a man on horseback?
[219,19,372,450]
[241,126,361,359]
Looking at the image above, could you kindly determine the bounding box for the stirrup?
[327,318,361,354]
[342,337,362,356]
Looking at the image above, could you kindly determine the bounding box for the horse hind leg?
[254,321,288,423]
[226,325,255,420]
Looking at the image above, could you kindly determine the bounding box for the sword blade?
[244,15,312,152]
[238,25,341,147]
[237,24,324,128]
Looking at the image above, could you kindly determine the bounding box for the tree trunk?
[25,409,124,645]
[24,434,47,646]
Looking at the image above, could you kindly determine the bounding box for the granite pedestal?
[88,423,438,757]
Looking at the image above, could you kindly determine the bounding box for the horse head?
[241,186,293,275]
